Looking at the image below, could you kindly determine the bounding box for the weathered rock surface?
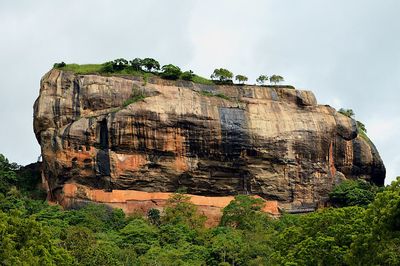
[33,69,385,212]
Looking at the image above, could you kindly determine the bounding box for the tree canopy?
[0,154,398,265]
[235,75,248,84]
[160,64,182,80]
[256,75,268,85]
[141,58,160,72]
[210,68,233,82]
[269,74,284,85]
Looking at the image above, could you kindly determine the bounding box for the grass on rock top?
[56,63,214,85]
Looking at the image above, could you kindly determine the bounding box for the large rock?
[33,69,385,212]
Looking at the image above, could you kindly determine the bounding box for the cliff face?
[33,69,385,212]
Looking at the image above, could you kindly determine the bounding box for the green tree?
[208,227,245,265]
[256,75,268,85]
[112,58,129,71]
[147,208,161,226]
[64,203,126,232]
[119,218,159,255]
[338,108,355,118]
[0,211,73,265]
[0,154,19,194]
[129,58,143,71]
[271,207,367,265]
[63,226,96,262]
[269,74,284,85]
[347,177,400,265]
[235,74,248,84]
[181,70,195,81]
[141,58,160,72]
[162,193,206,229]
[160,64,182,80]
[329,179,379,207]
[220,195,267,230]
[338,108,369,135]
[357,120,367,133]
[100,58,129,73]
[210,68,233,82]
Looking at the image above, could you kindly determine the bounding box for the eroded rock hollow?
[33,69,385,214]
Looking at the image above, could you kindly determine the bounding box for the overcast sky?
[0,0,399,184]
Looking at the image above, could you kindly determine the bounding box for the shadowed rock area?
[33,69,385,212]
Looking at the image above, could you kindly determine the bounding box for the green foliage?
[200,90,230,100]
[215,93,230,100]
[329,179,379,207]
[338,108,370,141]
[53,61,66,68]
[0,154,18,194]
[122,86,146,107]
[160,64,182,80]
[347,177,400,265]
[208,227,245,265]
[271,207,367,265]
[235,74,248,84]
[220,195,268,230]
[100,58,130,73]
[141,58,160,72]
[119,218,159,255]
[191,74,214,85]
[338,108,355,118]
[210,68,233,83]
[269,74,284,84]
[147,208,161,226]
[64,203,127,232]
[1,154,399,265]
[357,120,367,133]
[200,90,214,97]
[256,75,269,85]
[52,59,217,86]
[162,193,206,229]
[129,57,143,71]
[0,210,73,265]
[181,70,195,81]
[55,63,103,74]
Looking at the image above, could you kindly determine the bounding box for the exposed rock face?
[33,69,385,212]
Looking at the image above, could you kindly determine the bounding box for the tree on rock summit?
[211,68,233,82]
[235,75,248,84]
[269,75,284,85]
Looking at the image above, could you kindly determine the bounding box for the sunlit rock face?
[33,69,385,212]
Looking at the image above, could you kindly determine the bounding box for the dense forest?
[0,154,399,266]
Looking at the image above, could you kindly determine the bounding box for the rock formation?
[33,69,385,216]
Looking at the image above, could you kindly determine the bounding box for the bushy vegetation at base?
[329,179,382,207]
[1,153,400,265]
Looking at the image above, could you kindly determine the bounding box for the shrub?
[338,108,355,118]
[181,70,195,81]
[160,64,182,80]
[53,62,66,68]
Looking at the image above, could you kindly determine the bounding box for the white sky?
[0,0,399,184]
